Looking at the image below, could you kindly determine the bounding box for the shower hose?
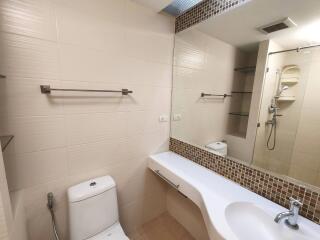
[47,192,61,240]
[267,121,276,150]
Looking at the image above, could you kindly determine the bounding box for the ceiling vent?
[163,0,204,17]
[258,18,297,34]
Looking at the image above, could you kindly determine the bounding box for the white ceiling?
[195,0,320,51]
[131,0,173,12]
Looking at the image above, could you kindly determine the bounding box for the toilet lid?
[88,222,129,240]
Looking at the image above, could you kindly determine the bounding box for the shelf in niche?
[277,96,296,102]
[281,77,298,84]
[281,65,300,84]
[0,135,14,152]
[229,112,249,117]
[234,66,256,73]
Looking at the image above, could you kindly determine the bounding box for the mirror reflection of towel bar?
[40,85,133,95]
[201,93,232,98]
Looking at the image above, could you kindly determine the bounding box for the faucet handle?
[289,197,303,207]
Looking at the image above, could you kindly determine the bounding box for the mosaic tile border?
[175,0,251,33]
[169,138,320,225]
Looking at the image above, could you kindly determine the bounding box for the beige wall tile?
[0,0,57,41]
[0,78,63,118]
[0,148,9,240]
[167,189,209,240]
[55,1,126,53]
[120,191,167,235]
[7,116,66,154]
[0,0,174,239]
[6,148,68,190]
[0,33,59,79]
[65,112,127,146]
[0,195,9,240]
[67,139,127,176]
[124,30,174,65]
[58,44,126,83]
[54,0,126,24]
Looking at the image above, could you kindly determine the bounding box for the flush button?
[89,181,97,187]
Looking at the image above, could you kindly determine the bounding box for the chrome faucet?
[274,198,303,230]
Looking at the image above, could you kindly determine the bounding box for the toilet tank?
[68,176,119,240]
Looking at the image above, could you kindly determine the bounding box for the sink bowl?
[225,202,316,240]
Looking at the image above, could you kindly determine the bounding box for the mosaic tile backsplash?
[175,0,251,32]
[169,138,320,225]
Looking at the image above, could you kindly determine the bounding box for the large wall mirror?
[171,0,320,188]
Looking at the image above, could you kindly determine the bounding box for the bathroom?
[0,0,320,239]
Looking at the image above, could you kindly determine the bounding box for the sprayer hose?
[267,121,276,150]
[49,208,61,240]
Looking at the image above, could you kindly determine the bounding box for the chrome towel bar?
[40,85,133,95]
[154,170,180,190]
[201,93,232,98]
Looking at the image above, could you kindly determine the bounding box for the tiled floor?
[131,212,195,240]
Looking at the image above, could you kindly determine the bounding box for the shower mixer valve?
[268,105,279,113]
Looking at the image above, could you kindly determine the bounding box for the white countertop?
[148,151,320,240]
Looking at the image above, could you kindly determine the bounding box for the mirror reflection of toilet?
[68,176,129,240]
[205,142,227,157]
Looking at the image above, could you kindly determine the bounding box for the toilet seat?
[88,222,129,240]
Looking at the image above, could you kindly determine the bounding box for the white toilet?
[205,141,227,157]
[68,176,129,240]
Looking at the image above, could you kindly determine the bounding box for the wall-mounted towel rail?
[201,93,232,98]
[234,66,256,73]
[154,170,180,190]
[40,85,133,95]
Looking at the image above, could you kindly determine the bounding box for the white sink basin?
[225,202,317,240]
